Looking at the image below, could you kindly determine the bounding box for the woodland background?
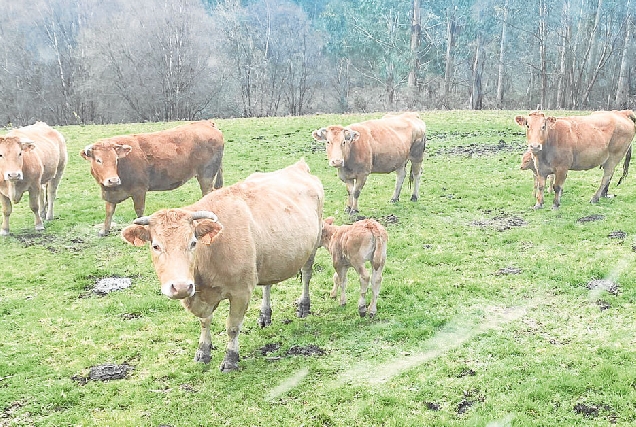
[0,0,633,126]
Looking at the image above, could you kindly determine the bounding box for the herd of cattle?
[1,110,635,371]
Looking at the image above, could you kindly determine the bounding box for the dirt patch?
[587,279,619,295]
[424,402,440,411]
[11,232,90,253]
[92,277,132,295]
[72,363,134,384]
[286,345,325,357]
[608,230,626,239]
[471,213,527,231]
[259,343,281,355]
[577,214,605,223]
[457,399,474,414]
[458,368,476,377]
[495,266,522,276]
[433,139,525,157]
[352,213,399,226]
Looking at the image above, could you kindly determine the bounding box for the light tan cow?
[312,112,426,213]
[320,216,388,317]
[121,160,323,372]
[515,110,636,208]
[0,122,67,235]
[81,120,224,236]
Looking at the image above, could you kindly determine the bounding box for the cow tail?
[371,229,387,270]
[618,144,631,186]
[408,164,414,189]
[214,162,224,189]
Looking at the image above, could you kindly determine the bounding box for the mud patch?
[92,277,132,296]
[353,213,399,226]
[286,344,325,357]
[424,402,440,411]
[434,139,525,157]
[573,402,611,418]
[72,363,133,384]
[495,266,522,276]
[457,399,474,414]
[587,279,619,295]
[608,230,626,239]
[11,232,90,253]
[577,214,605,223]
[596,300,611,311]
[259,343,281,355]
[471,214,527,231]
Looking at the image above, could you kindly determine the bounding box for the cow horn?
[133,216,151,225]
[83,145,93,156]
[191,211,218,222]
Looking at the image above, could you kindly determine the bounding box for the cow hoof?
[532,204,543,210]
[390,198,399,203]
[296,298,310,318]
[344,206,352,214]
[219,350,240,372]
[35,225,45,231]
[0,229,9,236]
[98,229,110,237]
[358,306,367,317]
[194,343,212,364]
[410,195,418,202]
[258,309,272,328]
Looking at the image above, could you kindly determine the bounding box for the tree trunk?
[615,3,632,109]
[538,0,548,109]
[443,6,457,105]
[496,0,508,108]
[471,32,484,110]
[556,0,571,109]
[408,0,420,89]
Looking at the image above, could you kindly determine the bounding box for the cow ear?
[515,116,527,127]
[115,144,132,158]
[20,141,36,152]
[194,220,223,245]
[312,128,327,141]
[80,145,93,160]
[546,117,557,128]
[344,129,359,142]
[121,224,151,247]
[324,216,335,225]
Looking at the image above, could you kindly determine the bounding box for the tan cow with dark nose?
[0,122,67,235]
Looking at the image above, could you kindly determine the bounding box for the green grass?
[1,111,636,426]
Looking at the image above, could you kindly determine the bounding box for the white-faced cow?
[515,110,636,209]
[320,217,388,318]
[81,120,224,236]
[121,160,324,372]
[312,112,426,213]
[0,122,67,235]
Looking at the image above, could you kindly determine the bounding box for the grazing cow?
[320,216,388,317]
[312,112,426,213]
[0,122,67,235]
[515,110,636,209]
[121,160,324,371]
[81,120,224,236]
[520,149,553,198]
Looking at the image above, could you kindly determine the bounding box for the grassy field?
[1,110,635,427]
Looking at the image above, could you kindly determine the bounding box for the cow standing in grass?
[515,110,636,209]
[81,120,224,236]
[312,112,426,214]
[520,150,553,198]
[320,216,388,318]
[0,122,67,235]
[121,160,323,372]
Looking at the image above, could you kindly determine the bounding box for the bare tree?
[615,4,632,108]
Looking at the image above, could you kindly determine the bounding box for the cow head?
[515,111,557,153]
[320,216,336,248]
[80,141,132,187]
[0,136,35,182]
[312,126,359,168]
[121,209,223,299]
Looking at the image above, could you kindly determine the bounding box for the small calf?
[520,150,553,197]
[321,216,388,317]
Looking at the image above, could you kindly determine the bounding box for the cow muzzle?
[4,171,23,181]
[529,143,542,153]
[102,176,122,187]
[329,159,344,168]
[162,281,196,299]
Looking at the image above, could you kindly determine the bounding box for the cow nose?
[529,143,542,152]
[329,159,344,167]
[4,171,23,181]
[163,281,195,299]
[103,176,121,186]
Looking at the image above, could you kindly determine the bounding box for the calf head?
[0,136,35,181]
[312,126,359,168]
[121,209,223,299]
[320,216,337,248]
[515,111,557,153]
[520,150,537,172]
[80,141,132,187]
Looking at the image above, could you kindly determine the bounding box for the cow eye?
[189,240,197,250]
[95,158,103,164]
[151,243,161,252]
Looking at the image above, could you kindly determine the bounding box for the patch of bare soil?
[587,279,619,295]
[11,232,90,253]
[353,213,399,226]
[92,277,132,295]
[433,139,525,157]
[577,214,605,223]
[471,213,527,231]
[286,344,325,357]
[424,402,440,411]
[608,230,626,239]
[259,343,281,355]
[573,402,614,420]
[72,363,133,385]
[495,266,522,276]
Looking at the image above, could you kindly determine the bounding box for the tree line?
[0,0,633,126]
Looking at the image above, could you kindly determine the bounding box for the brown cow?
[520,149,553,198]
[0,122,67,235]
[81,120,224,236]
[515,110,636,209]
[312,112,426,213]
[320,216,388,317]
[121,160,324,372]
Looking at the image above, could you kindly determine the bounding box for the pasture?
[1,111,635,426]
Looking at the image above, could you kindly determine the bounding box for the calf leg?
[0,195,12,236]
[367,266,384,318]
[258,285,272,327]
[390,163,408,203]
[533,175,547,209]
[331,266,349,306]
[221,293,250,372]
[355,264,371,317]
[28,188,44,231]
[296,251,316,318]
[409,161,423,202]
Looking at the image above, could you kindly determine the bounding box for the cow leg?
[197,153,223,195]
[367,266,383,318]
[331,265,348,306]
[344,179,355,213]
[552,169,568,209]
[351,175,368,214]
[100,202,117,236]
[258,285,272,327]
[355,263,371,317]
[296,250,315,318]
[183,296,220,364]
[390,162,408,203]
[46,172,63,220]
[28,187,44,231]
[39,184,47,220]
[409,161,423,202]
[194,315,214,364]
[0,195,12,236]
[592,165,617,203]
[220,293,250,372]
[131,193,146,218]
[533,175,546,209]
